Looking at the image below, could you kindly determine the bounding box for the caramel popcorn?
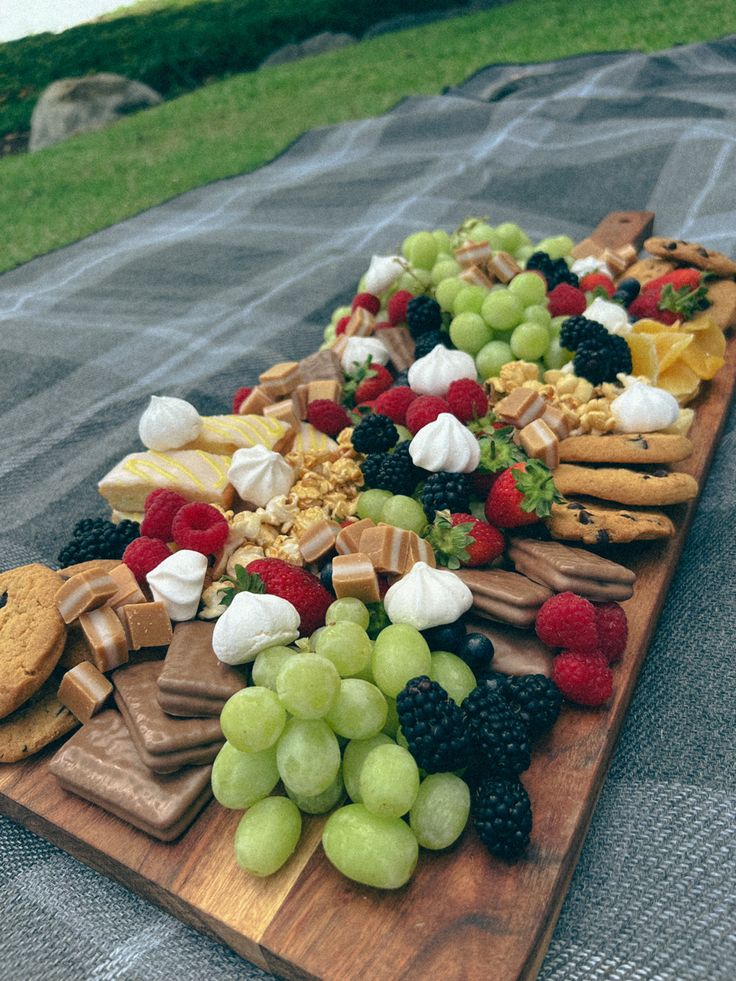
[488,360,540,393]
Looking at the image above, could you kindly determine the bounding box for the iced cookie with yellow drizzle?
[181,414,293,456]
[289,422,339,457]
[98,449,233,512]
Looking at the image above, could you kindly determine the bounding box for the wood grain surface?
[1,334,734,981]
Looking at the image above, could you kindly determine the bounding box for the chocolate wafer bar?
[114,661,223,772]
[453,568,552,629]
[507,537,635,602]
[298,349,344,383]
[49,710,213,841]
[378,327,416,373]
[157,621,245,718]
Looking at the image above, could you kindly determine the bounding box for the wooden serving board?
[2,336,735,981]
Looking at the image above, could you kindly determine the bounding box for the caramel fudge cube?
[79,606,129,673]
[343,308,375,337]
[237,386,273,415]
[123,602,173,651]
[55,569,118,624]
[331,553,380,604]
[495,387,545,428]
[487,251,522,283]
[518,418,560,469]
[299,519,340,564]
[335,518,376,555]
[58,662,112,724]
[540,402,574,441]
[359,524,410,574]
[106,563,146,611]
[454,241,492,267]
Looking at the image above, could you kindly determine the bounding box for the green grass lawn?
[2,0,735,274]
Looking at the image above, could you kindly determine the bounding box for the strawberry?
[246,558,333,636]
[354,363,394,403]
[629,268,710,324]
[425,510,504,569]
[643,267,703,293]
[579,272,616,297]
[627,291,679,325]
[484,460,561,528]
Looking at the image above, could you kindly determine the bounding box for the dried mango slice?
[657,361,701,403]
[679,318,727,380]
[626,332,659,380]
[632,318,675,335]
[652,332,693,373]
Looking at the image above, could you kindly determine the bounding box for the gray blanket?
[1,35,735,981]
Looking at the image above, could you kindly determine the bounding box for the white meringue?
[228,445,295,507]
[384,561,473,630]
[407,345,477,396]
[584,297,631,337]
[363,255,404,295]
[571,256,612,278]
[146,549,207,621]
[138,395,202,451]
[212,592,300,664]
[611,380,679,433]
[409,413,480,473]
[340,336,390,373]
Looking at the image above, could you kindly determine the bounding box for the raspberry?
[352,292,381,315]
[335,315,351,336]
[354,364,394,403]
[307,399,352,437]
[140,489,187,542]
[122,537,171,584]
[247,558,332,635]
[594,601,628,663]
[547,283,587,318]
[171,502,229,555]
[232,387,253,414]
[535,592,598,652]
[372,386,417,426]
[446,378,488,422]
[579,272,616,297]
[387,290,414,326]
[552,650,613,707]
[405,395,450,435]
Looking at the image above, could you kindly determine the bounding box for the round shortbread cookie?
[59,558,122,580]
[0,678,78,763]
[0,564,67,719]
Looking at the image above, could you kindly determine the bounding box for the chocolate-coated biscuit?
[507,536,635,601]
[553,464,698,506]
[547,500,675,544]
[453,568,552,629]
[558,433,692,465]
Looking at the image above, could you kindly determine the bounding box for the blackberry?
[421,472,470,519]
[503,675,562,737]
[352,413,399,454]
[414,329,450,360]
[374,442,424,496]
[612,277,641,305]
[526,251,578,291]
[397,676,472,773]
[406,295,442,337]
[473,777,532,859]
[360,452,387,488]
[559,315,608,352]
[58,516,139,566]
[574,331,632,386]
[462,684,531,776]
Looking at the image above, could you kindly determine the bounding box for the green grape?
[220,687,286,753]
[429,651,477,706]
[372,624,432,698]
[234,796,302,877]
[432,228,452,251]
[409,773,471,850]
[466,222,494,243]
[396,727,409,750]
[515,244,535,263]
[359,744,420,818]
[285,768,345,814]
[510,321,550,361]
[494,222,524,253]
[251,646,294,691]
[276,653,340,719]
[406,231,438,270]
[452,285,488,316]
[536,235,573,260]
[431,259,461,286]
[380,495,428,534]
[382,696,399,738]
[276,718,341,797]
[309,626,326,651]
[544,336,573,371]
[331,305,351,324]
[549,315,568,337]
[211,742,279,809]
[342,734,393,802]
[326,597,370,630]
[435,277,464,312]
[349,656,375,684]
[325,679,388,740]
[397,268,431,292]
[480,290,524,331]
[323,324,336,344]
[401,231,420,259]
[322,804,419,889]
[315,621,373,677]
[449,312,492,356]
[475,339,513,380]
[524,304,552,329]
[394,424,412,442]
[356,488,392,523]
[508,271,547,307]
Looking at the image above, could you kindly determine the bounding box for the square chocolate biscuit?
[157,621,246,715]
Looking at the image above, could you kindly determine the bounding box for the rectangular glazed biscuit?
[49,710,212,841]
[182,414,292,456]
[98,449,233,512]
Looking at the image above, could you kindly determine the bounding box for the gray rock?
[261,31,355,68]
[29,73,162,152]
